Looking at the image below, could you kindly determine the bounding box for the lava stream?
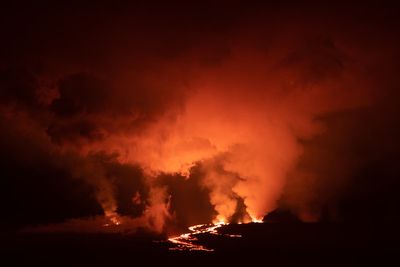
[168,222,242,251]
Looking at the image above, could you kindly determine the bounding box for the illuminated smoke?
[116,39,370,224]
[5,3,396,233]
[142,186,172,233]
[26,38,370,231]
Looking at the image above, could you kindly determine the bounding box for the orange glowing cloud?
[72,39,371,226]
[4,10,378,233]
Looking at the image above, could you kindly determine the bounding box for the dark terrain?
[4,222,399,266]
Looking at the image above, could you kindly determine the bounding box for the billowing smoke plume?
[2,2,400,233]
[126,37,370,223]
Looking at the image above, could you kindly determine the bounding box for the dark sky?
[1,1,400,233]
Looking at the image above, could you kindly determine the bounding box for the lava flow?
[103,212,121,227]
[168,222,242,251]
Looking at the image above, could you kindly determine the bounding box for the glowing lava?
[167,219,267,251]
[168,222,230,251]
[103,212,121,227]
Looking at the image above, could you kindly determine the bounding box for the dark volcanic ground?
[4,222,399,266]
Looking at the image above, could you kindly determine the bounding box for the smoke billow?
[135,37,370,223]
[2,2,400,234]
